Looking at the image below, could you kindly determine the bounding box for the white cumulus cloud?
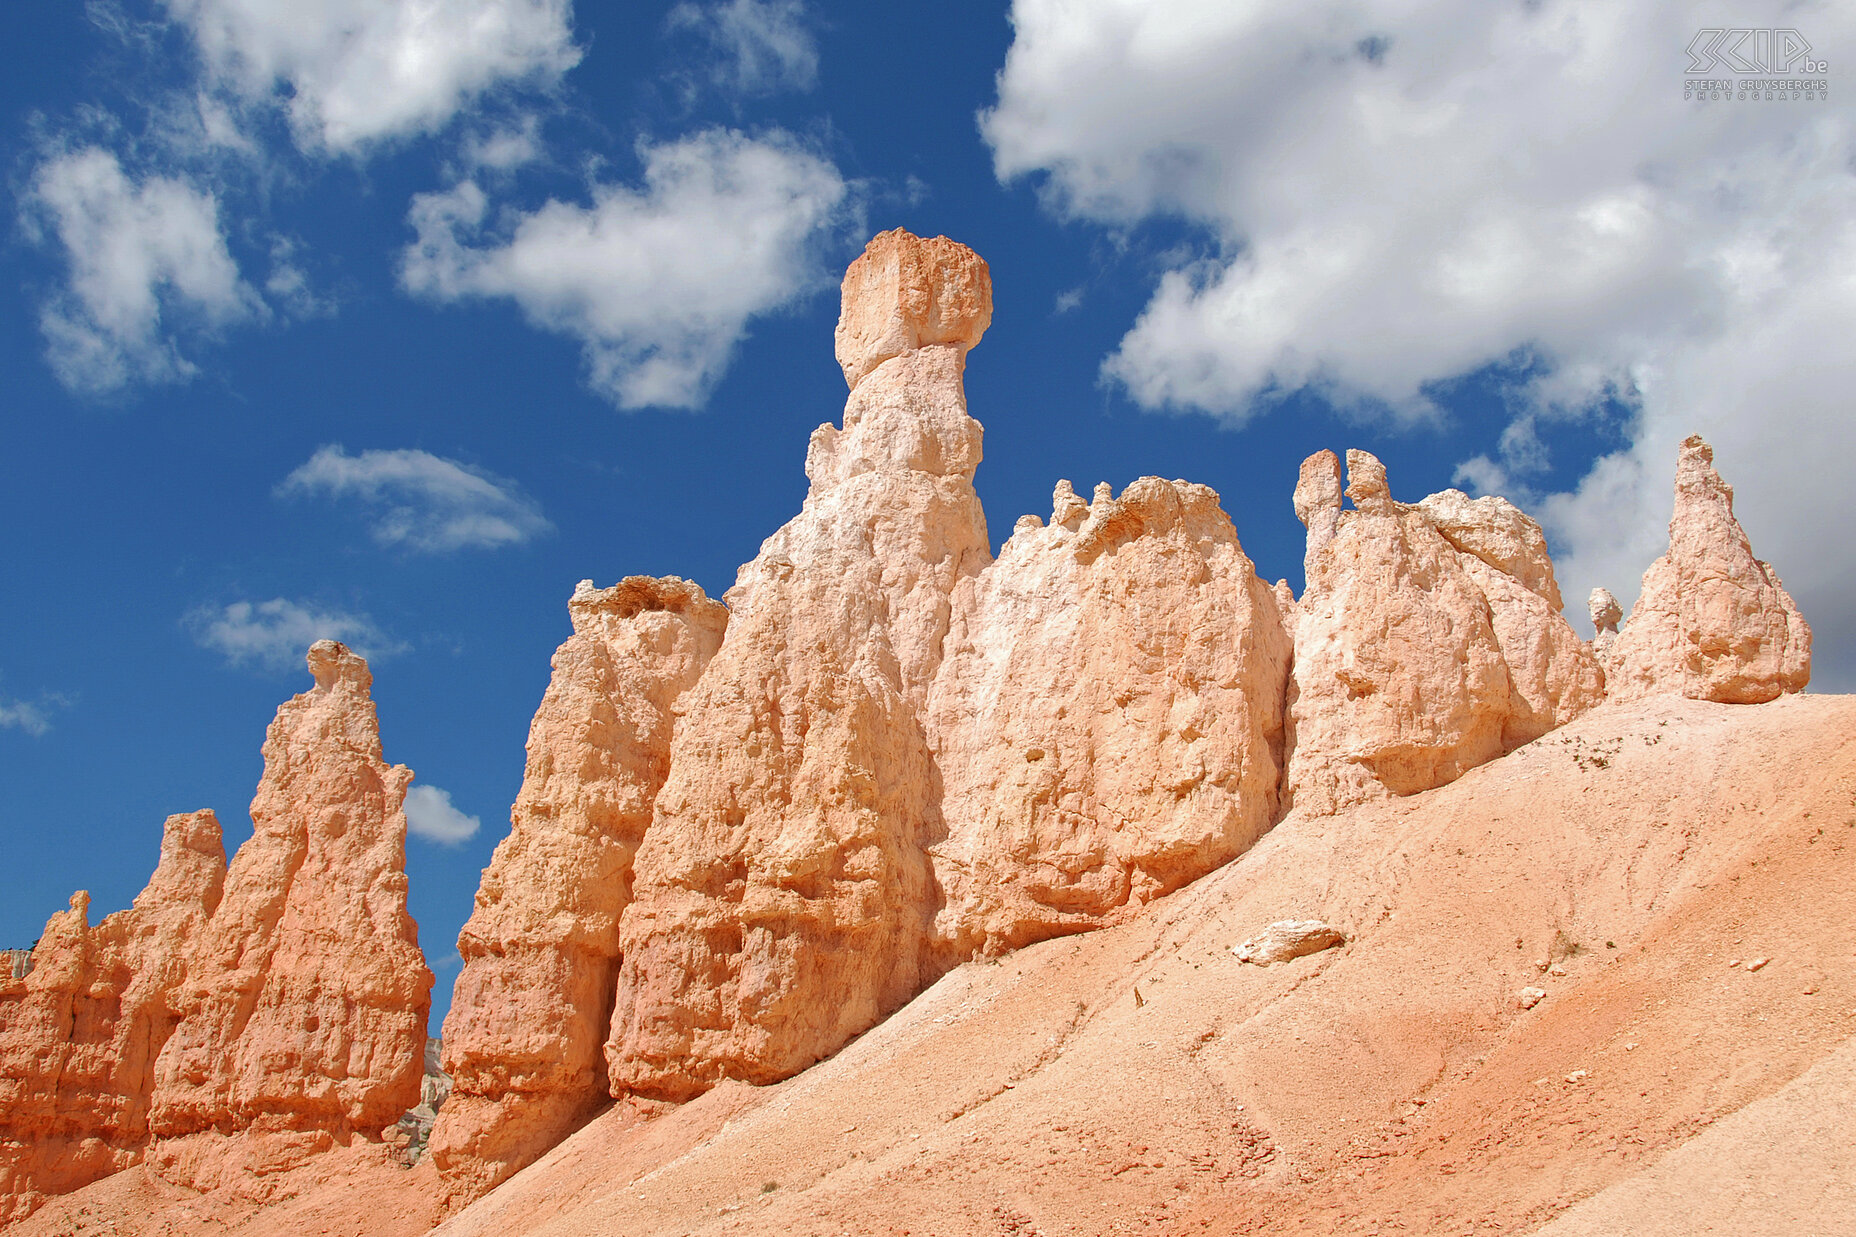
[23,145,261,395]
[161,0,582,153]
[404,784,481,844]
[668,0,819,97]
[0,699,53,738]
[985,0,1856,685]
[186,598,401,670]
[402,127,851,408]
[279,444,551,552]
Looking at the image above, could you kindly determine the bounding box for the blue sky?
[3,0,1850,1028]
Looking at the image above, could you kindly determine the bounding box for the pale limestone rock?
[1589,587,1623,669]
[431,577,725,1202]
[148,642,433,1192]
[421,1037,452,1112]
[834,229,992,391]
[1286,451,1602,815]
[1517,986,1548,1010]
[1458,555,1606,749]
[606,232,994,1101]
[1272,579,1298,621]
[1417,489,1564,612]
[926,478,1292,959]
[1607,436,1811,703]
[1233,920,1345,966]
[1293,450,1343,566]
[0,813,225,1226]
[1344,448,1393,512]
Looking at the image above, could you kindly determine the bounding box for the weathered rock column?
[431,577,726,1201]
[1604,435,1810,703]
[0,811,225,1226]
[606,230,994,1099]
[148,641,432,1191]
[1285,451,1601,815]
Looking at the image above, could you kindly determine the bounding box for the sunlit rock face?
[0,224,1826,1233]
[925,476,1292,962]
[147,641,432,1193]
[0,813,225,1226]
[431,577,726,1202]
[1605,435,1811,704]
[1284,450,1603,816]
[605,230,996,1102]
[832,227,993,391]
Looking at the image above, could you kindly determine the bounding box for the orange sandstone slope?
[427,692,1856,1237]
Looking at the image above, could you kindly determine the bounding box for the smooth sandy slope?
[18,693,1856,1236]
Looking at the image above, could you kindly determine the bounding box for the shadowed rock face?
[430,577,726,1202]
[1605,436,1810,704]
[605,230,995,1103]
[0,813,225,1226]
[926,477,1293,962]
[1285,451,1602,815]
[146,641,432,1192]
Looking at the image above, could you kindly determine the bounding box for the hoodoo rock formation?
[1,232,1829,1237]
[1605,435,1811,703]
[605,229,995,1103]
[926,477,1292,960]
[431,577,726,1199]
[1,643,427,1225]
[1285,449,1603,815]
[146,640,432,1193]
[0,812,225,1226]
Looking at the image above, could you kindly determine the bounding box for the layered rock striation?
[0,812,225,1225]
[1285,450,1603,815]
[1604,436,1810,703]
[144,640,433,1192]
[926,478,1292,960]
[431,577,725,1199]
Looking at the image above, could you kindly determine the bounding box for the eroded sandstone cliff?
[926,477,1292,960]
[145,640,432,1193]
[1285,449,1603,815]
[604,230,995,1102]
[0,812,224,1225]
[431,577,726,1199]
[1,233,1823,1234]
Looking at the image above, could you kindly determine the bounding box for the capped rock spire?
[1604,435,1810,703]
[834,229,992,391]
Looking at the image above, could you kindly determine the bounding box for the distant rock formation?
[389,1037,452,1164]
[144,640,432,1194]
[1604,436,1810,703]
[605,229,995,1103]
[1589,588,1623,667]
[1285,450,1602,814]
[0,811,225,1226]
[431,577,725,1200]
[926,477,1292,960]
